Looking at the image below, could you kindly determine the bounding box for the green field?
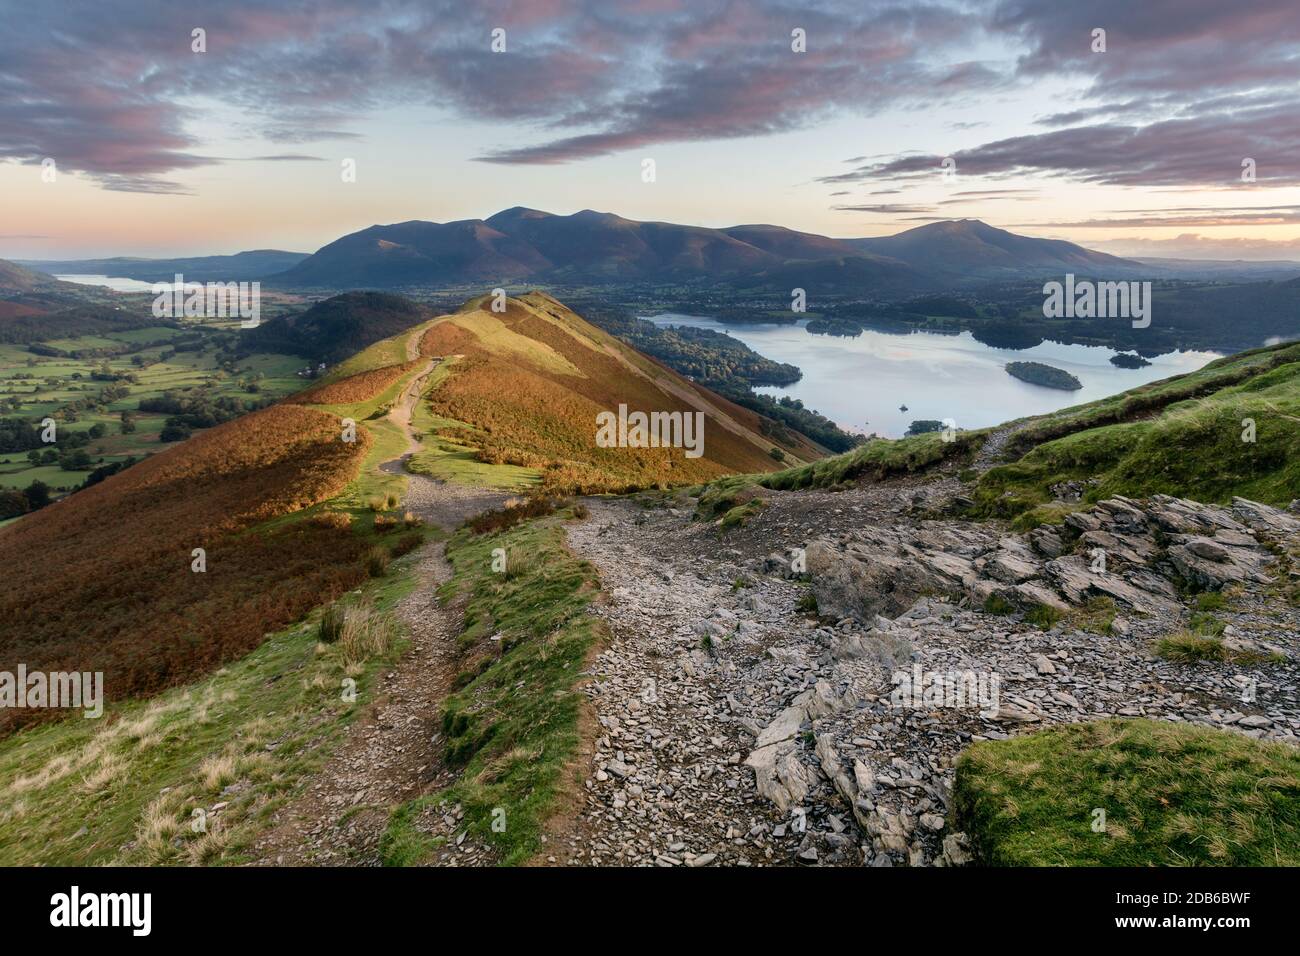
[0,327,304,502]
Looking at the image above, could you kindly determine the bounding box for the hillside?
[849,220,1141,280]
[242,291,434,363]
[410,292,823,492]
[972,341,1300,521]
[0,293,1295,871]
[268,208,929,291]
[0,286,823,731]
[18,250,309,282]
[271,219,553,287]
[0,258,59,292]
[0,404,372,734]
[0,297,173,344]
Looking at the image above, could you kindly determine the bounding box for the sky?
[2,0,1298,260]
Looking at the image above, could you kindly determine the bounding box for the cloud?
[1087,233,1300,260]
[832,203,935,214]
[818,1,1300,191]
[0,0,1005,185]
[1011,205,1300,228]
[5,0,1296,195]
[824,102,1300,188]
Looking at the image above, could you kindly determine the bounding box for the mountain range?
[13,212,1149,293]
[269,210,1134,290]
[16,249,309,283]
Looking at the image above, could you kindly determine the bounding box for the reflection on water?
[644,313,1219,439]
[55,274,162,292]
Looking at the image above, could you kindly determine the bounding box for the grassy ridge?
[954,719,1300,866]
[381,509,603,866]
[973,343,1300,524]
[413,294,816,494]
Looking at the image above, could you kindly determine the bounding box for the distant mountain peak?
[267,210,1141,290]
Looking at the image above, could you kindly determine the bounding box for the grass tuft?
[953,718,1300,865]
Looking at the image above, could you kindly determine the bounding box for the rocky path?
[563,476,1300,867]
[248,536,462,866]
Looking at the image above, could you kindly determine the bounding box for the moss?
[1024,604,1064,630]
[953,718,1300,866]
[718,499,766,530]
[982,593,1016,616]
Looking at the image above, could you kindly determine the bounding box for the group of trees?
[578,306,802,388]
[0,480,50,519]
[139,388,273,442]
[0,418,103,454]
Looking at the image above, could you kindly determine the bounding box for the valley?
[0,288,1295,870]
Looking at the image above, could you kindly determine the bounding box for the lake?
[55,274,160,292]
[643,313,1219,439]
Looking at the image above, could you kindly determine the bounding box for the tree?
[88,422,107,439]
[59,449,93,471]
[22,480,51,509]
[0,488,27,519]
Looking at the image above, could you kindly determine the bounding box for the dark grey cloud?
[832,203,935,214]
[823,102,1300,188]
[4,0,1296,194]
[819,1,1300,191]
[0,0,1003,186]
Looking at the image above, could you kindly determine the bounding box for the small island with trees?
[1005,361,1083,391]
[1110,352,1152,369]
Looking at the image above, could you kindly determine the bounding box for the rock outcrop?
[808,495,1294,624]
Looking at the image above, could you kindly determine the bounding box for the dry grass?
[198,752,239,792]
[289,361,420,405]
[317,604,396,667]
[416,297,802,495]
[0,404,372,735]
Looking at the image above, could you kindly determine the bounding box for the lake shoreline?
[643,313,1219,439]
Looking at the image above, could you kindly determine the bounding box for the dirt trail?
[248,541,462,866]
[387,326,437,459]
[249,329,505,865]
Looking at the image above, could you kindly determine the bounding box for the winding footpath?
[250,328,506,865]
